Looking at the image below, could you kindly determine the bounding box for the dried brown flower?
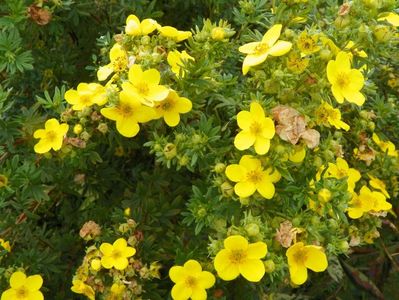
[79,221,101,240]
[27,5,52,26]
[275,220,299,248]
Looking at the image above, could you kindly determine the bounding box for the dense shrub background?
[0,0,398,299]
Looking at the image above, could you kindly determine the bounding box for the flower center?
[46,130,57,142]
[135,82,149,95]
[249,122,262,135]
[119,104,133,117]
[247,170,263,183]
[160,99,174,111]
[293,249,308,264]
[254,43,269,55]
[16,287,29,298]
[185,276,197,288]
[335,168,347,178]
[80,95,91,105]
[113,56,127,72]
[229,249,246,264]
[112,249,123,260]
[336,73,350,88]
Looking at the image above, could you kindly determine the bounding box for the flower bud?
[211,27,226,41]
[220,182,234,197]
[214,163,226,173]
[319,49,332,61]
[91,259,101,271]
[245,223,260,236]
[264,260,275,273]
[318,188,332,203]
[163,143,177,159]
[334,15,350,28]
[97,123,108,134]
[373,25,392,42]
[73,124,83,135]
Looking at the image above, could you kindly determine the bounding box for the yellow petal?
[242,53,268,68]
[45,118,59,130]
[335,51,351,70]
[214,249,240,281]
[225,164,244,182]
[140,19,158,35]
[239,259,265,282]
[136,106,156,123]
[197,271,215,289]
[304,246,328,272]
[147,85,169,102]
[169,266,186,283]
[10,272,27,288]
[33,129,46,139]
[128,64,143,84]
[171,282,192,300]
[347,207,364,219]
[234,131,255,150]
[289,147,306,163]
[250,102,265,119]
[347,69,364,91]
[116,118,140,138]
[247,242,267,259]
[97,65,114,81]
[1,289,17,300]
[224,235,248,250]
[176,97,192,113]
[26,275,43,291]
[164,112,180,127]
[190,287,207,300]
[113,238,127,249]
[378,12,399,26]
[176,31,192,42]
[101,107,120,121]
[268,41,292,56]
[101,256,114,269]
[100,243,113,255]
[239,155,261,170]
[260,118,275,139]
[237,110,252,130]
[331,85,345,103]
[114,257,129,270]
[28,291,44,300]
[143,69,161,85]
[159,26,178,38]
[289,264,308,285]
[256,179,275,199]
[122,246,136,257]
[183,260,202,273]
[64,89,79,105]
[235,181,257,197]
[343,90,365,106]
[239,42,260,54]
[326,60,338,84]
[262,24,282,47]
[254,137,270,155]
[34,140,52,154]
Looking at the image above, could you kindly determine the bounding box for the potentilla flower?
[214,235,267,282]
[0,238,11,252]
[372,133,398,157]
[71,279,95,300]
[327,51,365,106]
[100,90,155,138]
[1,271,44,300]
[378,12,399,27]
[125,14,158,36]
[169,259,215,300]
[325,157,361,192]
[100,238,136,270]
[153,90,192,127]
[33,118,69,154]
[296,31,320,55]
[167,50,194,78]
[97,44,128,81]
[346,192,371,219]
[225,155,281,199]
[239,24,292,75]
[159,26,192,42]
[347,186,391,219]
[65,83,107,110]
[234,102,275,155]
[315,101,350,131]
[121,64,169,107]
[286,242,328,285]
[110,283,126,298]
[369,175,390,198]
[286,52,309,74]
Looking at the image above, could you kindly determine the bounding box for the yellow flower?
[378,12,399,27]
[296,31,320,55]
[65,83,107,110]
[315,101,350,131]
[125,14,158,36]
[101,90,155,138]
[110,283,125,299]
[0,238,11,252]
[372,133,398,157]
[158,26,192,42]
[239,24,292,75]
[71,279,95,300]
[369,175,390,198]
[121,64,169,107]
[288,146,306,163]
[226,155,280,199]
[325,158,360,191]
[167,50,194,78]
[214,235,267,282]
[286,52,309,74]
[90,258,101,271]
[234,102,275,155]
[97,44,128,81]
[33,118,69,154]
[344,41,367,58]
[153,90,192,127]
[211,27,226,40]
[100,238,136,270]
[286,242,328,285]
[348,186,391,219]
[327,51,365,106]
[169,259,215,300]
[1,271,43,300]
[318,188,331,203]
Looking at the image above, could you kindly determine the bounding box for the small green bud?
[221,182,234,197]
[197,208,207,218]
[163,143,177,159]
[264,260,275,273]
[141,35,151,45]
[373,25,392,42]
[214,163,226,173]
[245,223,260,236]
[334,16,350,28]
[0,174,8,188]
[192,134,202,144]
[178,155,189,166]
[319,49,332,61]
[80,131,91,141]
[97,123,108,134]
[311,216,320,225]
[368,121,375,131]
[338,241,350,252]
